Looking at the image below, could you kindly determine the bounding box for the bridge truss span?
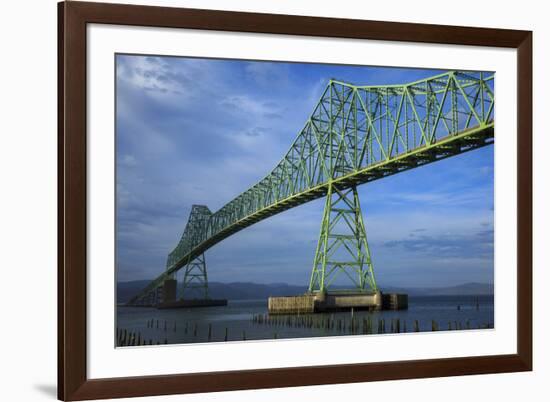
[128,70,494,305]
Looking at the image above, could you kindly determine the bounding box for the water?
[116,295,494,346]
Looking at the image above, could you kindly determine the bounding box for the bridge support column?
[182,253,209,299]
[308,183,377,293]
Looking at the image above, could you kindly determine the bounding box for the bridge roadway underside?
[169,125,494,275]
[131,124,494,303]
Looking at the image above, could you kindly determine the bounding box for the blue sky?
[115,54,494,288]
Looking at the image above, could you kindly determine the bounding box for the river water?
[116,295,493,346]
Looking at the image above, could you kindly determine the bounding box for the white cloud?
[245,62,289,87]
[119,154,137,167]
[117,55,216,108]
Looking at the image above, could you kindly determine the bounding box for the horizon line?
[117,279,494,288]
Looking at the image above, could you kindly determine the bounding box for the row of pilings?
[116,328,169,346]
[116,311,493,346]
[117,319,249,346]
[252,313,493,335]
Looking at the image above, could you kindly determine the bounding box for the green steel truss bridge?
[128,70,494,306]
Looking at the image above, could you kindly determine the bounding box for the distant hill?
[116,280,493,304]
[409,282,493,296]
[117,280,151,304]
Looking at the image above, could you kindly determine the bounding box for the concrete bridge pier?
[268,290,407,314]
[162,279,177,304]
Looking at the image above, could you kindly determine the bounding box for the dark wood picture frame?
[58,1,532,400]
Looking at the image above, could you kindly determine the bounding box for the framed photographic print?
[58,1,532,400]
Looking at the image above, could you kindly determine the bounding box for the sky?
[115,54,494,288]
